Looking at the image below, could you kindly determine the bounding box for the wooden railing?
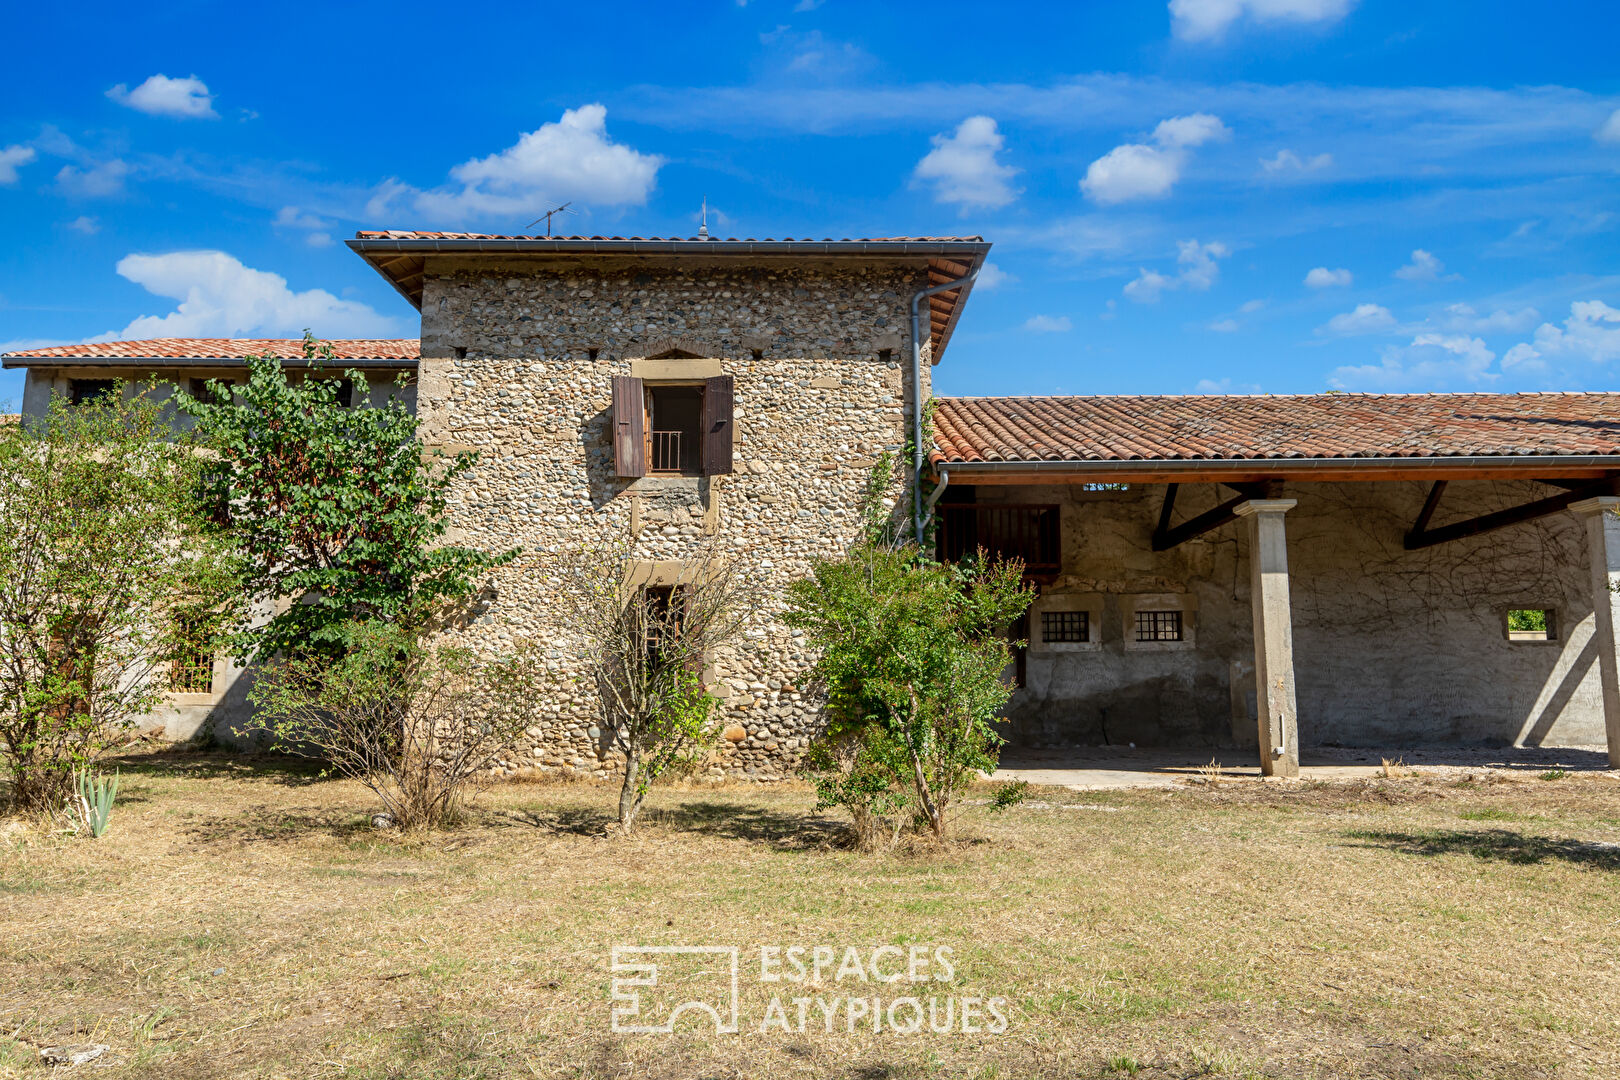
[935,503,1062,576]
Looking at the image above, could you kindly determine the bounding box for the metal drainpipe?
[908,269,977,541]
[919,467,951,537]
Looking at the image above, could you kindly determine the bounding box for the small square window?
[647,384,704,474]
[1134,610,1183,642]
[1042,610,1090,643]
[1507,609,1556,642]
[1080,482,1129,493]
[168,616,215,695]
[70,379,117,406]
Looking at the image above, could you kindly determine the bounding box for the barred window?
[1041,610,1089,643]
[1134,610,1183,642]
[169,618,215,694]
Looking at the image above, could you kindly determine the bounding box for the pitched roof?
[346,232,989,362]
[2,338,419,368]
[933,393,1620,468]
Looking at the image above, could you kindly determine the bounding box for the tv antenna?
[525,202,575,236]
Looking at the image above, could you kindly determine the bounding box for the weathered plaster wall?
[997,480,1603,749]
[417,257,930,779]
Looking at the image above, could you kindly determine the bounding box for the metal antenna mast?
[525,202,575,237]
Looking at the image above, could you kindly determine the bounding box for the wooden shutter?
[700,374,734,475]
[612,375,646,477]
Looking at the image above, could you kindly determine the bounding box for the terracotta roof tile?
[2,338,420,361]
[932,394,1620,463]
[354,231,983,242]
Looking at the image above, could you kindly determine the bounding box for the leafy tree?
[174,335,515,660]
[785,543,1031,840]
[553,541,750,833]
[0,386,241,812]
[249,620,545,829]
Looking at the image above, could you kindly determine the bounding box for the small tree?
[174,334,515,660]
[785,543,1031,840]
[0,387,241,812]
[249,620,543,829]
[554,542,750,833]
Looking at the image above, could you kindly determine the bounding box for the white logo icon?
[610,946,740,1034]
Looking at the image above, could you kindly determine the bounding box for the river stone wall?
[416,258,934,779]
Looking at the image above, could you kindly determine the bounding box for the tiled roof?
[354,232,982,242]
[933,394,1620,464]
[2,338,419,361]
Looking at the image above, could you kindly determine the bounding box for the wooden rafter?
[1403,476,1620,550]
[1152,481,1278,552]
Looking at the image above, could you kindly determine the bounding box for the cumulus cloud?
[1260,149,1332,173]
[1331,333,1496,390]
[1124,239,1230,302]
[1022,314,1072,333]
[66,216,99,235]
[1240,299,1266,313]
[1500,301,1620,371]
[1209,318,1241,332]
[1440,302,1539,334]
[1170,0,1357,41]
[975,262,1015,289]
[1080,113,1229,205]
[106,251,403,339]
[106,74,217,119]
[413,105,662,221]
[273,206,334,248]
[912,116,1020,210]
[1597,109,1620,145]
[0,145,36,185]
[1322,303,1396,335]
[1304,266,1352,288]
[1395,248,1448,281]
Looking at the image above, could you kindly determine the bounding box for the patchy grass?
[2,749,1619,1078]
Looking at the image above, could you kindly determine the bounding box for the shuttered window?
[612,375,647,477]
[700,374,734,476]
[613,373,733,478]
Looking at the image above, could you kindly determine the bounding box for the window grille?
[169,619,215,694]
[1134,610,1183,642]
[1041,610,1089,643]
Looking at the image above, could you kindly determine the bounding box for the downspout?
[909,268,977,541]
[919,466,950,538]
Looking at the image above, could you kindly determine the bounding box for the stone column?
[1235,499,1300,778]
[1571,496,1620,768]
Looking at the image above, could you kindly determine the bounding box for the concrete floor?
[992,744,1617,790]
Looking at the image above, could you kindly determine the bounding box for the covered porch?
[929,393,1620,777]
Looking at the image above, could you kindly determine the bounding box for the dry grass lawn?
[3,748,1619,1079]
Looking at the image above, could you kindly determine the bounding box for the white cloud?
[0,145,36,185]
[1240,299,1266,313]
[1169,0,1357,42]
[1440,302,1539,334]
[1500,300,1620,371]
[1304,266,1352,288]
[1080,113,1229,205]
[1123,239,1230,302]
[1022,314,1072,333]
[106,251,403,339]
[975,262,1015,289]
[1323,303,1396,335]
[1209,318,1241,333]
[66,216,99,235]
[1330,333,1495,390]
[1597,109,1620,145]
[1395,248,1447,281]
[912,115,1020,210]
[55,159,130,198]
[1260,149,1332,173]
[413,105,663,221]
[1195,377,1263,393]
[274,206,334,248]
[106,74,217,119]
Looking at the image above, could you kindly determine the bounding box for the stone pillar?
[1235,499,1300,778]
[1571,497,1620,768]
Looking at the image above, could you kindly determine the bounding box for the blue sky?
[3,0,1619,407]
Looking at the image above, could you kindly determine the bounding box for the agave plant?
[74,768,120,839]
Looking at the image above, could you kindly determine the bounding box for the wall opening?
[1507,608,1557,642]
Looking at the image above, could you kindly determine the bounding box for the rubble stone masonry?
[414,257,935,779]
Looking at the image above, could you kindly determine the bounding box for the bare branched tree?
[552,541,752,833]
[248,621,546,829]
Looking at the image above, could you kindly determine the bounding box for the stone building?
[7,231,1620,777]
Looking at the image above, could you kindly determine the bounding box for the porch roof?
[932,393,1620,482]
[1,338,421,369]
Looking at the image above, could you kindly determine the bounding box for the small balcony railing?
[650,430,698,474]
[935,503,1062,577]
